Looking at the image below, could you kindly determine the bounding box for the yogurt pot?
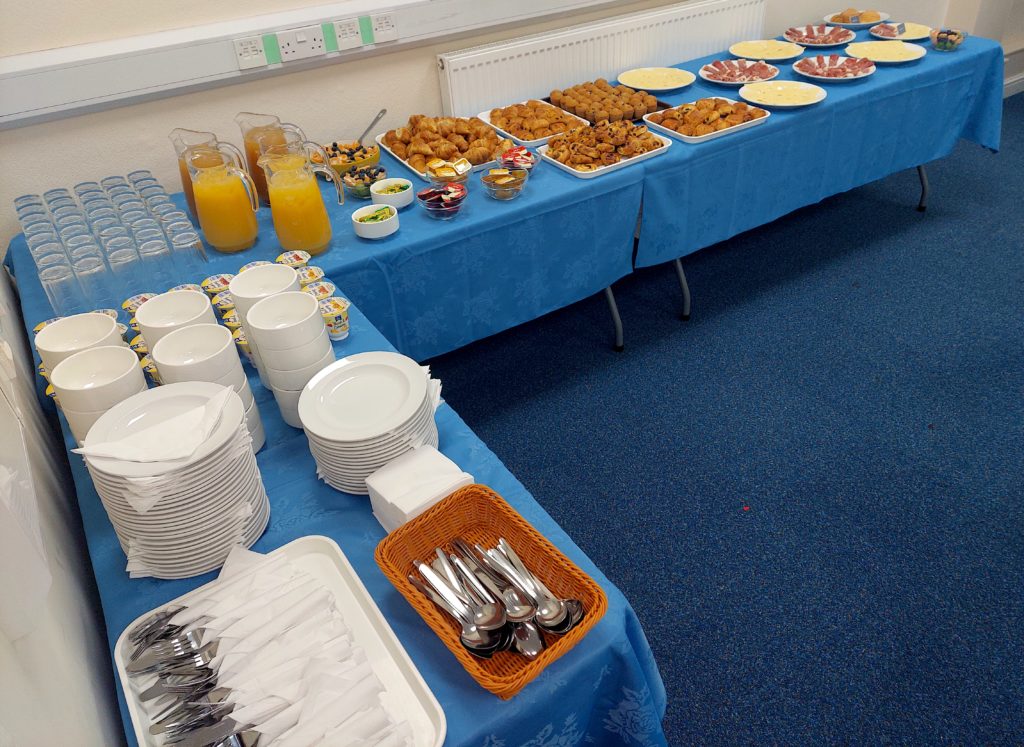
[201,273,235,297]
[129,334,148,357]
[92,308,121,322]
[117,322,131,342]
[239,260,273,274]
[139,355,161,385]
[45,384,60,407]
[297,265,325,287]
[320,296,351,341]
[168,283,205,294]
[33,317,63,336]
[128,316,141,334]
[303,280,336,302]
[275,250,311,268]
[38,362,49,382]
[122,293,157,314]
[221,308,242,331]
[232,327,254,365]
[212,290,236,315]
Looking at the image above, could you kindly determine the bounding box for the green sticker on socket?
[358,16,375,44]
[322,23,339,52]
[263,33,281,64]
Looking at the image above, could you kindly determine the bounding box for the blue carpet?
[428,93,1024,744]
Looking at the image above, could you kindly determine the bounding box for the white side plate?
[476,100,589,147]
[642,99,771,145]
[824,11,891,29]
[845,40,928,64]
[792,57,877,82]
[738,81,828,108]
[537,132,672,179]
[698,63,779,86]
[114,535,447,747]
[375,133,495,182]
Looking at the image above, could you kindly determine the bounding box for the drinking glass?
[133,177,160,190]
[16,205,48,223]
[27,230,60,251]
[160,210,191,227]
[138,239,174,287]
[65,235,103,261]
[33,250,72,274]
[29,239,67,263]
[52,205,84,222]
[101,176,129,190]
[145,193,173,208]
[40,264,87,316]
[98,226,131,248]
[148,202,178,220]
[84,197,115,214]
[46,196,77,212]
[86,207,119,224]
[133,227,165,247]
[21,216,55,234]
[43,188,72,204]
[74,181,103,198]
[169,230,208,273]
[120,210,148,227]
[138,184,167,198]
[59,224,91,243]
[72,255,110,306]
[111,191,141,206]
[107,247,141,285]
[89,216,122,237]
[14,194,44,211]
[127,170,154,184]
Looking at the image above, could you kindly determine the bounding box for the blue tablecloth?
[6,241,668,746]
[635,33,1004,268]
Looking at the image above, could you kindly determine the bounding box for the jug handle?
[218,142,247,171]
[303,140,345,206]
[230,166,260,213]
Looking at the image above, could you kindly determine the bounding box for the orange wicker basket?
[375,484,608,699]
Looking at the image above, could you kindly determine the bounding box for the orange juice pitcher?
[187,148,260,253]
[168,129,244,219]
[234,112,306,206]
[257,139,343,257]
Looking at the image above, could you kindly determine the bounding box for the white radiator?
[437,0,766,116]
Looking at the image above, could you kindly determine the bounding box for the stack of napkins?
[366,446,473,533]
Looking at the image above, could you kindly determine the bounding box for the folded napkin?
[73,387,233,463]
[367,445,474,533]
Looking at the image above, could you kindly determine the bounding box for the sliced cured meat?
[701,58,780,83]
[784,24,856,45]
[794,55,876,79]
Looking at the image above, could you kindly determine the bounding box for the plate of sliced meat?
[793,54,876,81]
[783,25,856,46]
[699,59,780,86]
[869,22,932,40]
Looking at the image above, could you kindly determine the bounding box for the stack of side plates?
[82,382,270,579]
[298,352,439,495]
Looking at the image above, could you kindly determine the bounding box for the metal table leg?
[917,164,929,212]
[673,259,691,321]
[603,286,624,352]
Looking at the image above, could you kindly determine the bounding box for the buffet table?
[634,32,1004,270]
[6,240,668,747]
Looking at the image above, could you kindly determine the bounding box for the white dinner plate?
[782,25,856,47]
[824,11,890,29]
[302,395,432,449]
[845,40,927,63]
[617,67,696,92]
[729,40,805,61]
[698,62,779,86]
[869,22,933,41]
[739,80,828,108]
[299,352,427,442]
[792,56,877,82]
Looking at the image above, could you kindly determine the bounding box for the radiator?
[437,0,766,116]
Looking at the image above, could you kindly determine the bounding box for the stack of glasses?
[14,173,206,316]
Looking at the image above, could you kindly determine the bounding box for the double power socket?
[233,13,398,70]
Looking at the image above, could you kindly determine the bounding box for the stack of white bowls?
[298,352,439,494]
[228,264,301,388]
[245,291,335,428]
[135,289,218,350]
[151,323,265,451]
[35,312,128,374]
[81,382,269,579]
[49,345,147,443]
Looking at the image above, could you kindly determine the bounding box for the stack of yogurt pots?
[151,324,265,451]
[228,264,301,388]
[245,291,336,427]
[34,312,136,443]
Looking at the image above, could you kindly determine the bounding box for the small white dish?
[370,178,415,209]
[35,312,123,371]
[152,324,239,383]
[264,345,336,391]
[50,345,146,412]
[245,291,325,352]
[258,327,333,371]
[229,264,301,316]
[271,385,303,428]
[352,204,399,240]
[136,290,217,348]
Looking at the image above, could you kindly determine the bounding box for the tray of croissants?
[378,115,514,180]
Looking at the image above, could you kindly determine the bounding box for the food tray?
[375,484,608,699]
[476,100,590,147]
[114,535,446,747]
[642,98,771,145]
[375,133,495,182]
[536,131,672,180]
[824,11,891,29]
[542,96,673,123]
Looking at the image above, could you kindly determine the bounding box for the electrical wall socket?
[277,25,327,62]
[233,36,268,70]
[370,13,399,43]
[333,18,362,51]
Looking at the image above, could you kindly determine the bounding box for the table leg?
[674,259,691,321]
[917,165,929,212]
[604,286,624,352]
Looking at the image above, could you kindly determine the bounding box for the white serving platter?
[869,22,933,41]
[782,25,857,47]
[114,534,446,747]
[792,56,877,82]
[698,61,780,86]
[375,133,496,182]
[824,10,890,29]
[728,40,805,61]
[537,132,672,179]
[642,99,771,145]
[476,100,589,147]
[616,67,696,93]
[845,40,928,64]
[738,80,828,108]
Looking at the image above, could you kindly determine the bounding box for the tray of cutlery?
[375,484,608,699]
[114,535,445,747]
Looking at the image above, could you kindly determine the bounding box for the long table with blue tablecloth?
[6,240,669,746]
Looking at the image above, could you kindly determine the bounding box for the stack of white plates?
[298,352,439,495]
[81,382,270,579]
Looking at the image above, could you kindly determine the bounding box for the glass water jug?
[168,128,245,219]
[234,112,306,206]
[186,148,259,253]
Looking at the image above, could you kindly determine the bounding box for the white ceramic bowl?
[271,385,303,428]
[264,345,335,391]
[64,400,143,445]
[136,290,217,348]
[229,264,300,317]
[370,179,415,209]
[210,365,253,409]
[151,324,240,383]
[245,291,325,352]
[50,345,146,412]
[258,328,333,371]
[351,204,399,240]
[35,312,123,371]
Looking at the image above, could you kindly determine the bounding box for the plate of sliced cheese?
[729,40,805,61]
[618,67,696,92]
[846,40,927,63]
[739,80,828,108]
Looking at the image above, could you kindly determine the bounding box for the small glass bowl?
[480,169,529,201]
[416,194,467,220]
[342,167,388,200]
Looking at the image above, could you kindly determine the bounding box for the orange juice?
[265,156,332,255]
[178,147,223,219]
[192,166,259,253]
[244,125,288,205]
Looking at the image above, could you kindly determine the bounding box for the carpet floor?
[428,92,1024,744]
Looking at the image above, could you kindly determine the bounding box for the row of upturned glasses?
[15,171,207,316]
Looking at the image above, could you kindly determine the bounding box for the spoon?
[450,554,506,631]
[458,541,536,623]
[485,548,568,629]
[357,108,387,147]
[496,539,570,628]
[512,621,544,660]
[411,568,499,655]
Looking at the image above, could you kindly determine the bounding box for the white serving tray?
[476,100,589,147]
[642,99,771,145]
[536,132,671,179]
[114,535,446,747]
[376,133,495,182]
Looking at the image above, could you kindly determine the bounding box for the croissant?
[408,139,433,157]
[390,141,408,158]
[408,154,428,173]
[395,127,413,144]
[433,141,459,160]
[448,134,469,151]
[382,131,399,147]
[464,146,491,165]
[453,120,471,136]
